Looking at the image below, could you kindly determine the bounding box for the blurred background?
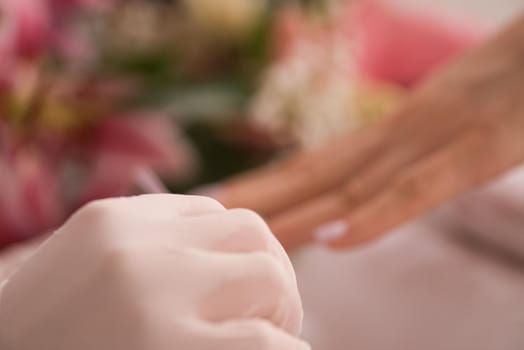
[3,0,521,249]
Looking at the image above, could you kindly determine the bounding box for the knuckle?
[249,251,277,269]
[79,199,116,217]
[247,252,287,292]
[75,199,123,229]
[232,208,265,226]
[61,199,127,243]
[102,244,131,270]
[244,321,275,350]
[99,242,142,281]
[89,244,150,319]
[137,305,187,338]
[230,209,271,238]
[187,195,226,211]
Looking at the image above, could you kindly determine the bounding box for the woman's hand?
[296,167,524,350]
[214,13,524,251]
[0,195,308,350]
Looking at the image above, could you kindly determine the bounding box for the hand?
[0,195,307,350]
[0,236,47,282]
[296,167,524,350]
[214,14,524,251]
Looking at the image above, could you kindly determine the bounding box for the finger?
[268,192,348,250]
[192,319,311,350]
[174,209,282,254]
[328,127,520,248]
[266,146,409,250]
[214,125,388,216]
[267,126,516,251]
[199,251,303,335]
[173,209,298,281]
[218,100,455,250]
[119,244,302,335]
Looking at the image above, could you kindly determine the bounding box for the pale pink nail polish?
[313,220,349,243]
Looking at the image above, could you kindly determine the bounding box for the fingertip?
[313,220,350,245]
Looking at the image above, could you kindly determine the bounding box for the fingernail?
[313,220,349,244]
[191,183,221,198]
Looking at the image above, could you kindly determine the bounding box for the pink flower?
[272,6,311,60]
[92,116,194,175]
[272,1,486,87]
[350,0,486,86]
[0,0,195,250]
[0,114,195,250]
[78,115,196,205]
[0,0,52,60]
[0,0,113,64]
[0,150,62,248]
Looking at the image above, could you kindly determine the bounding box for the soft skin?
[0,195,308,350]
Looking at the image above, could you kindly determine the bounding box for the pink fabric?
[351,0,486,86]
[296,166,524,350]
[272,0,486,87]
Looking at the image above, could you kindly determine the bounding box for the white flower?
[182,0,268,39]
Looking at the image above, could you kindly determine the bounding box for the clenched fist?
[0,195,307,350]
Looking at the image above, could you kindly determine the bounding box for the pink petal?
[0,152,63,249]
[92,115,196,177]
[0,159,26,247]
[49,0,115,15]
[76,153,139,206]
[77,115,196,206]
[1,0,52,59]
[351,0,487,86]
[272,6,310,60]
[53,29,95,64]
[18,153,63,232]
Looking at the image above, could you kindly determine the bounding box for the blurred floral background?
[0,0,487,248]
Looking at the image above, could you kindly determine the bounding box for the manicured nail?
[191,183,221,198]
[313,220,349,244]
